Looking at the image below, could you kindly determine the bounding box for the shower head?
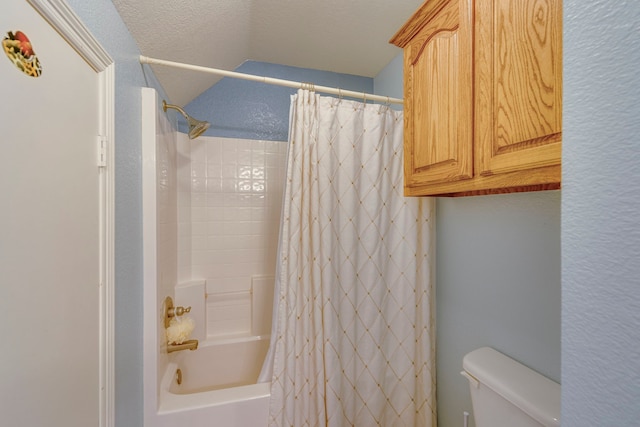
[162,100,211,139]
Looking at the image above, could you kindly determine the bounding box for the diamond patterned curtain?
[265,90,435,426]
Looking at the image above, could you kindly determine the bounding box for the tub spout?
[167,339,198,354]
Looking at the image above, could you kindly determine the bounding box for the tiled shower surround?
[177,135,287,339]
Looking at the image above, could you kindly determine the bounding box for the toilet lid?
[463,347,560,427]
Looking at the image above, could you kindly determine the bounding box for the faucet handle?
[163,296,193,328]
[173,306,191,317]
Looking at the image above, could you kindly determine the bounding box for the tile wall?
[176,132,191,284]
[178,136,287,339]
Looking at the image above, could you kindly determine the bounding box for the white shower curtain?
[263,89,435,427]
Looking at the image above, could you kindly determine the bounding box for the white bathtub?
[155,335,271,427]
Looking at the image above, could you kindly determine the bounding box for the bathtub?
[155,335,271,427]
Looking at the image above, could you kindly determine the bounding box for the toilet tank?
[461,347,560,427]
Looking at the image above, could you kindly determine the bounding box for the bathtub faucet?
[167,339,199,354]
[163,296,198,353]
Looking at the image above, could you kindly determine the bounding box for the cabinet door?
[475,0,562,176]
[402,0,473,189]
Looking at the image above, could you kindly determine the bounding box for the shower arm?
[162,100,188,119]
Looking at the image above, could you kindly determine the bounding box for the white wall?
[177,132,192,284]
[141,88,178,423]
[156,98,179,313]
[178,137,287,339]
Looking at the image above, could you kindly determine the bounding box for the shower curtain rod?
[139,56,404,105]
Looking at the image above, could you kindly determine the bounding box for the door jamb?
[26,1,115,426]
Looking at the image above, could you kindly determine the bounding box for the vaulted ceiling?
[111,0,422,106]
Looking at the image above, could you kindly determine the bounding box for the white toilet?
[461,347,560,427]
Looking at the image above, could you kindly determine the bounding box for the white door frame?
[26,1,115,426]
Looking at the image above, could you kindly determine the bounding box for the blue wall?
[563,1,640,425]
[373,53,403,109]
[434,191,560,427]
[185,61,373,141]
[376,53,561,426]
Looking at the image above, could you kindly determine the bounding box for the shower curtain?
[263,89,435,427]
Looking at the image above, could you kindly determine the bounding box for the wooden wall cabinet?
[391,0,562,197]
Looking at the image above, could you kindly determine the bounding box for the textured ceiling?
[111,0,422,106]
